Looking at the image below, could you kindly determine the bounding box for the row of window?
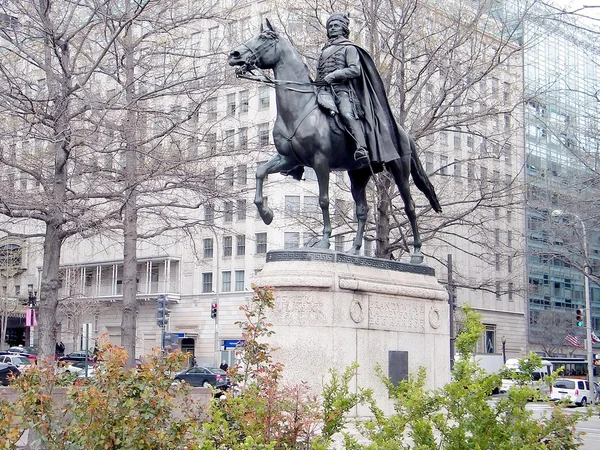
[202,270,245,293]
[203,123,270,153]
[202,233,268,258]
[205,87,271,121]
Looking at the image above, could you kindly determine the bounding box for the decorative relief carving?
[273,295,327,325]
[349,299,364,323]
[339,278,447,301]
[428,307,441,329]
[267,250,334,263]
[368,299,425,332]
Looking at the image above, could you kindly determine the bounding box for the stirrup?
[354,148,369,162]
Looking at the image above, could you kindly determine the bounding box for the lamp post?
[501,336,506,364]
[552,210,594,404]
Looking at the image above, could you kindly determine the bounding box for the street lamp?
[501,336,506,364]
[552,209,594,404]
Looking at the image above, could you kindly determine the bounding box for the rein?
[236,65,326,93]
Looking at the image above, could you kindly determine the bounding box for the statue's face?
[327,20,345,39]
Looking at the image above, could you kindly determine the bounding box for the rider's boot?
[349,123,370,167]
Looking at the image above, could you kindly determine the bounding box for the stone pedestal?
[253,249,450,416]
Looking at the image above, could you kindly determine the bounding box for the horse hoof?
[261,208,274,225]
[314,239,330,249]
[411,252,424,264]
[346,247,360,256]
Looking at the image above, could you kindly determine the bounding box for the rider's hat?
[326,12,350,29]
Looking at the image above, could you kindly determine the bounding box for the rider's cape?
[323,38,406,164]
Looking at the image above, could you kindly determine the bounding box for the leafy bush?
[0,290,590,449]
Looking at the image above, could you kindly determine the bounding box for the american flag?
[592,330,600,344]
[565,334,584,348]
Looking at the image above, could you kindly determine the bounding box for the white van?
[500,358,551,394]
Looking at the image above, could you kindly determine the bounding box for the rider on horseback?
[316,13,370,165]
[316,12,404,170]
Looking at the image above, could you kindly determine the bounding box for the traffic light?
[210,302,218,319]
[576,309,584,327]
[157,295,171,327]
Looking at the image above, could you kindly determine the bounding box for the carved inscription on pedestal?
[273,294,327,326]
[369,298,425,332]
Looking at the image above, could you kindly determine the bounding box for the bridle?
[234,32,326,92]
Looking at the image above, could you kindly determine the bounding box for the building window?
[239,127,248,150]
[508,282,514,301]
[256,232,267,254]
[454,160,461,178]
[239,90,249,113]
[224,130,235,151]
[504,143,512,164]
[496,282,501,301]
[207,97,217,121]
[202,272,213,293]
[303,196,319,217]
[258,123,270,147]
[467,135,474,149]
[258,86,270,110]
[425,152,434,173]
[507,255,513,273]
[440,155,448,175]
[236,164,247,185]
[453,132,461,148]
[494,228,500,246]
[236,235,245,256]
[507,231,513,247]
[208,26,219,51]
[223,166,234,187]
[334,235,345,252]
[206,133,217,155]
[440,131,448,146]
[284,195,300,216]
[226,93,236,116]
[235,270,245,291]
[223,236,232,257]
[479,324,496,354]
[204,204,214,224]
[0,243,22,267]
[284,232,300,249]
[203,238,213,258]
[495,253,500,271]
[224,201,233,222]
[236,199,246,220]
[222,271,231,292]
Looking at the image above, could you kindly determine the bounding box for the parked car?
[173,366,230,389]
[59,351,95,362]
[0,362,20,386]
[62,360,97,378]
[0,354,33,371]
[550,378,593,406]
[7,346,37,361]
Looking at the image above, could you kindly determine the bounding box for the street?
[490,396,600,449]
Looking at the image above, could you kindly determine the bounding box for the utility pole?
[448,254,455,370]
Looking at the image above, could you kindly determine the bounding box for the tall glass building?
[523,6,600,357]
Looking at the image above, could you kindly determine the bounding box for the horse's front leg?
[312,159,331,249]
[255,155,297,225]
[347,169,371,255]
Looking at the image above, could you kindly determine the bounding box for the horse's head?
[228,19,280,72]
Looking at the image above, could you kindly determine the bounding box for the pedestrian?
[220,360,228,371]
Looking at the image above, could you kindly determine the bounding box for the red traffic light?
[211,303,218,319]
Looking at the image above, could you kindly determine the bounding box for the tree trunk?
[38,222,63,360]
[120,22,139,369]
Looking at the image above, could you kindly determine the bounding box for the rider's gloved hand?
[323,74,335,84]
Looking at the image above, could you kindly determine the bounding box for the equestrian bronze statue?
[228,16,441,262]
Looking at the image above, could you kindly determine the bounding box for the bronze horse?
[228,21,441,261]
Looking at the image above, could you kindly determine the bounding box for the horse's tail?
[409,137,442,213]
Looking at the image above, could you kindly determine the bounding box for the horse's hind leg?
[347,169,371,255]
[255,154,297,225]
[387,158,423,263]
